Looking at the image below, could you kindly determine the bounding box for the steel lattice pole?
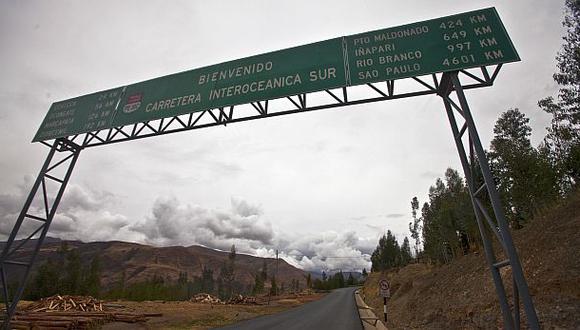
[449,73,539,329]
[437,71,539,329]
[441,95,515,329]
[0,139,81,328]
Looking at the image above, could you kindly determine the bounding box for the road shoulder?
[355,289,387,330]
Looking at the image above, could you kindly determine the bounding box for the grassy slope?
[362,190,580,329]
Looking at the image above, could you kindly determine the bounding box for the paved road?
[215,287,363,330]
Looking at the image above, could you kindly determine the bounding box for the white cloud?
[125,196,376,271]
[1,181,375,271]
[129,196,274,249]
[0,180,131,242]
[276,231,373,272]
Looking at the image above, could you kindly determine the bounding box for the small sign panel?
[33,87,124,142]
[33,7,519,142]
[379,279,391,298]
[345,7,519,85]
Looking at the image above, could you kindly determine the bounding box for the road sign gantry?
[2,7,538,330]
[33,7,517,144]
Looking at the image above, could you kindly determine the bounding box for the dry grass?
[100,293,325,330]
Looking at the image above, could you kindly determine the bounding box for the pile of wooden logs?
[24,295,104,313]
[11,311,161,329]
[12,312,110,329]
[191,293,223,304]
[226,294,258,305]
[9,295,162,329]
[298,289,316,296]
[190,293,259,305]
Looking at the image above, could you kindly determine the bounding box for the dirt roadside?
[100,293,325,330]
[362,190,580,329]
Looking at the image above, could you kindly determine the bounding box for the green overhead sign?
[344,7,519,85]
[33,7,519,142]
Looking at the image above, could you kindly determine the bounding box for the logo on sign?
[123,93,143,114]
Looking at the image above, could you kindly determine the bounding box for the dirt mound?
[363,190,580,329]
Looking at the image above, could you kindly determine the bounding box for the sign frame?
[33,7,519,143]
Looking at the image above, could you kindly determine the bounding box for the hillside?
[7,239,307,291]
[362,190,580,329]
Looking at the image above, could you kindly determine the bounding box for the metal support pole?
[442,96,514,329]
[0,138,81,328]
[438,71,539,329]
[383,297,387,322]
[514,277,520,329]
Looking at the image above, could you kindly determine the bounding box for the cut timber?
[16,295,163,329]
[25,295,105,313]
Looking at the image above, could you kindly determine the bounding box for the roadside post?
[378,278,390,323]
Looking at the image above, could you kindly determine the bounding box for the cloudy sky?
[0,0,566,272]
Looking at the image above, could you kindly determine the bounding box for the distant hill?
[4,238,308,291]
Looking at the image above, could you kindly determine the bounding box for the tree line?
[23,242,101,300]
[25,243,313,301]
[415,0,578,264]
[372,0,579,268]
[104,245,244,301]
[311,270,365,290]
[370,231,413,271]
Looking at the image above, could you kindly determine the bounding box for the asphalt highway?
[215,287,363,330]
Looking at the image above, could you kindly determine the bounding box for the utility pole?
[276,249,279,295]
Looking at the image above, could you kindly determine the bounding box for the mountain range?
[4,237,308,290]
